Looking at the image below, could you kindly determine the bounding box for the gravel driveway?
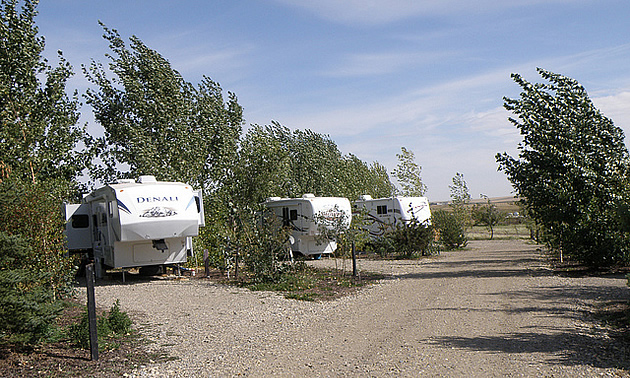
[83,239,630,377]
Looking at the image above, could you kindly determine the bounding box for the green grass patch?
[242,265,385,301]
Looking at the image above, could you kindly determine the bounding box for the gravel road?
[84,239,630,377]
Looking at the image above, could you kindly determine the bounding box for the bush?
[389,220,436,258]
[367,220,436,258]
[241,209,293,284]
[432,210,468,250]
[0,232,64,347]
[0,179,75,299]
[68,300,132,350]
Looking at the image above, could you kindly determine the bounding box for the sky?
[34,0,630,201]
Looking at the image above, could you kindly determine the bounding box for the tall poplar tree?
[391,147,426,196]
[497,68,630,266]
[84,23,243,190]
[0,0,86,186]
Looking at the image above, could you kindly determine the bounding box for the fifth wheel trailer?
[64,175,204,278]
[263,194,352,257]
[353,195,431,237]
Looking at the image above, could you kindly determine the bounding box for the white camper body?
[263,194,352,257]
[64,175,204,277]
[353,195,431,237]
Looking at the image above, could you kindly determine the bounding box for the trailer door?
[64,203,92,251]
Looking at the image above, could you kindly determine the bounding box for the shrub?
[389,219,436,258]
[68,300,133,350]
[367,219,436,258]
[432,210,468,250]
[0,231,64,347]
[241,209,293,283]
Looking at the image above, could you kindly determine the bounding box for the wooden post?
[203,249,209,278]
[234,246,239,279]
[352,242,357,277]
[85,263,99,361]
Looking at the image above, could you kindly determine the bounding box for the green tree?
[84,23,243,190]
[233,122,395,203]
[230,123,291,206]
[472,195,505,240]
[391,147,426,196]
[0,0,88,187]
[0,0,81,347]
[496,68,630,266]
[448,172,473,231]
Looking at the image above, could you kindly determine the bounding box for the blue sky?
[36,0,630,201]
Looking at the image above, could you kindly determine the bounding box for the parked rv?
[64,175,204,278]
[353,195,431,237]
[263,194,352,258]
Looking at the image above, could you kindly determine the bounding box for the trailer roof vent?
[302,193,315,198]
[137,175,157,184]
[117,179,135,184]
[358,194,372,201]
[266,197,282,202]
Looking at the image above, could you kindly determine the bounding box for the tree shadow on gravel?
[430,330,630,370]
[397,266,552,280]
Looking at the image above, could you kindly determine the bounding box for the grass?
[467,224,531,240]
[241,265,386,301]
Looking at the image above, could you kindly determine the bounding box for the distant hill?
[430,196,521,213]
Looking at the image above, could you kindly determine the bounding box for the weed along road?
[87,240,630,377]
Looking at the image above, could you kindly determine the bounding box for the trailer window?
[71,214,89,229]
[377,205,388,215]
[290,209,298,221]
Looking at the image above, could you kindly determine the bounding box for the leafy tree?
[84,23,243,190]
[231,123,292,206]
[0,0,80,347]
[496,68,630,266]
[448,172,473,231]
[0,0,88,188]
[233,122,395,203]
[472,195,505,240]
[391,147,426,196]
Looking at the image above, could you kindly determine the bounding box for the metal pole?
[85,263,99,361]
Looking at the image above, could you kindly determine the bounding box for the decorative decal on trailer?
[117,199,132,214]
[141,206,178,218]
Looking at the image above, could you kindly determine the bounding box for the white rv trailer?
[64,175,204,277]
[263,194,352,257]
[353,195,431,237]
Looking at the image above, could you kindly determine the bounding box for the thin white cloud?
[272,0,586,25]
[592,91,630,136]
[322,50,458,77]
